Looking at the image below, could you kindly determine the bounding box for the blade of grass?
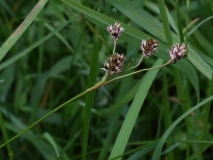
[157,0,173,46]
[43,132,60,157]
[109,58,163,160]
[98,42,136,160]
[82,25,100,160]
[157,1,191,158]
[0,0,48,62]
[176,0,184,42]
[151,95,213,160]
[0,108,13,159]
[162,75,173,160]
[188,16,213,37]
[0,21,71,71]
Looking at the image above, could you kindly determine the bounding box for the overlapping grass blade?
[109,59,163,160]
[151,95,213,160]
[82,25,100,160]
[0,0,48,62]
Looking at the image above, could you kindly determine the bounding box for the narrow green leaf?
[109,59,163,160]
[151,95,213,160]
[0,21,70,71]
[0,0,48,62]
[82,25,100,160]
[43,132,60,157]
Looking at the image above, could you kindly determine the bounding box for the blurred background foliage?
[0,0,213,160]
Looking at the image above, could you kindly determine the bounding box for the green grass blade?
[188,16,213,37]
[176,0,184,43]
[109,58,163,160]
[0,21,70,71]
[0,108,13,159]
[43,132,60,157]
[157,0,173,45]
[82,25,100,160]
[0,0,48,62]
[151,95,213,160]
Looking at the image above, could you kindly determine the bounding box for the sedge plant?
[0,21,188,153]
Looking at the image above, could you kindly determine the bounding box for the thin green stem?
[104,60,172,86]
[86,72,109,92]
[0,58,171,150]
[0,90,87,149]
[113,39,116,55]
[127,55,145,71]
[0,71,109,149]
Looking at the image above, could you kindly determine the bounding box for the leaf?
[0,0,48,62]
[43,132,60,157]
[151,95,213,160]
[109,59,163,160]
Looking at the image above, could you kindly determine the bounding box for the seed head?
[101,53,126,76]
[141,39,159,57]
[107,22,124,41]
[169,43,188,63]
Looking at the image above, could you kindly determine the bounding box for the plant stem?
[127,55,145,71]
[104,60,171,86]
[0,71,110,149]
[113,39,116,55]
[0,58,170,149]
[0,90,86,148]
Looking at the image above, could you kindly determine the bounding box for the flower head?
[169,43,188,63]
[101,53,126,76]
[141,39,159,57]
[107,22,124,41]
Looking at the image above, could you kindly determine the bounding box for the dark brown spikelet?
[141,39,159,57]
[169,43,188,63]
[101,53,126,76]
[107,22,124,41]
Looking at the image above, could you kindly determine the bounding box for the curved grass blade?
[151,95,213,160]
[0,21,70,71]
[188,16,213,37]
[43,132,60,157]
[0,0,48,62]
[82,25,100,160]
[109,58,163,160]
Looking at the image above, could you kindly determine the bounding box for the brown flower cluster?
[107,22,124,41]
[103,22,188,76]
[102,53,126,76]
[141,39,159,57]
[168,43,187,63]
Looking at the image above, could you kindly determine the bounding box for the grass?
[0,0,213,160]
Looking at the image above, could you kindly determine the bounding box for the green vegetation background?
[0,0,213,160]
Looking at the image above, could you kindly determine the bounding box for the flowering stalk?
[103,60,172,86]
[0,21,189,150]
[128,38,159,71]
[107,22,124,55]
